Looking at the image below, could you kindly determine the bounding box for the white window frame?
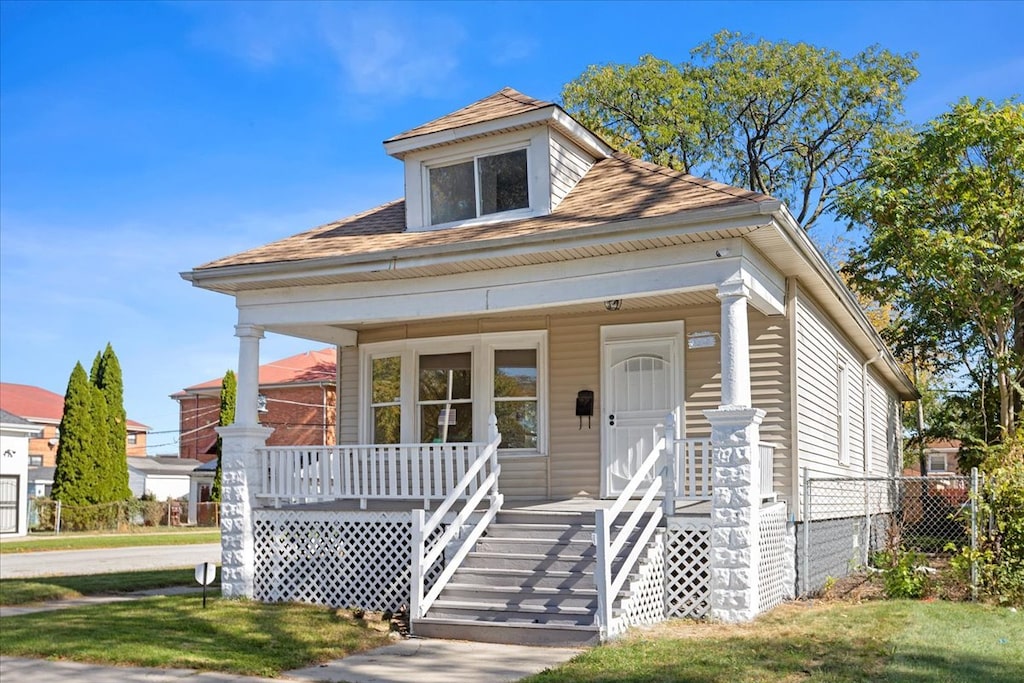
[359,331,548,455]
[838,358,850,466]
[423,140,533,228]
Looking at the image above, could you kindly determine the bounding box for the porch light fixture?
[604,299,622,311]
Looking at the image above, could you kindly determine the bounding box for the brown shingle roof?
[196,153,771,271]
[386,87,555,143]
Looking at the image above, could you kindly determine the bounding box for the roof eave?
[383,106,614,160]
[183,199,780,294]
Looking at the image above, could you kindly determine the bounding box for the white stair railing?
[410,415,503,620]
[593,414,671,639]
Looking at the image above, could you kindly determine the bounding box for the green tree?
[93,343,131,501]
[562,30,918,230]
[52,362,99,505]
[211,369,236,502]
[839,98,1024,440]
[86,382,112,502]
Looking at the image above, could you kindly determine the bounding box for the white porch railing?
[594,418,669,639]
[759,442,776,501]
[410,416,503,620]
[256,441,491,508]
[676,438,713,500]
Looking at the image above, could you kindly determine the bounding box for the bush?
[872,548,933,599]
[972,437,1024,606]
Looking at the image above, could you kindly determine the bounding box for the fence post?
[970,467,978,602]
[55,500,62,535]
[801,468,810,596]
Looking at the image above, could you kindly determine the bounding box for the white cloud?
[321,8,466,99]
[181,2,467,100]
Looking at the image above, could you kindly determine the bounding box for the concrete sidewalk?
[1,639,580,683]
[2,586,582,682]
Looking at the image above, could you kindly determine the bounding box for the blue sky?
[1,1,1021,454]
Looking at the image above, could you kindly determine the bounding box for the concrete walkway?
[1,591,583,682]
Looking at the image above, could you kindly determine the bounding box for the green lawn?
[0,568,214,605]
[524,601,1022,683]
[0,596,393,677]
[1,595,1018,680]
[0,529,219,553]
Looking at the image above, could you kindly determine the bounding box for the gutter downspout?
[862,351,884,566]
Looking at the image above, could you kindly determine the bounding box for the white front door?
[601,323,683,497]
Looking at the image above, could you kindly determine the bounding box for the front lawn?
[0,568,213,605]
[525,600,1022,683]
[0,596,393,677]
[0,529,220,553]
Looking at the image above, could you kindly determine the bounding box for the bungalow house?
[183,88,915,644]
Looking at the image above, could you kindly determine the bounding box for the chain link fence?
[799,472,978,596]
[29,498,220,533]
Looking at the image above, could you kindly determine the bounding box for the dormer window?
[429,148,529,225]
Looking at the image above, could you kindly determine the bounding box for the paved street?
[0,543,221,578]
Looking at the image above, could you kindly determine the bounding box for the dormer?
[383,87,614,232]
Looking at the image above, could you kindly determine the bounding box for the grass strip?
[1,568,213,606]
[0,530,220,553]
[524,601,1022,683]
[0,595,393,677]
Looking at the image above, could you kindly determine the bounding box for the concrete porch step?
[426,598,595,622]
[439,583,600,609]
[451,566,595,589]
[411,616,601,647]
[472,537,596,556]
[459,551,598,573]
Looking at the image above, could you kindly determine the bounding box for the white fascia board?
[235,241,741,328]
[383,107,614,160]
[184,201,780,293]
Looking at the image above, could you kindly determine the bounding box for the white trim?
[359,331,548,455]
[383,105,614,160]
[599,321,685,498]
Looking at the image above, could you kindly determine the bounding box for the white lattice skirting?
[665,518,711,619]
[610,530,667,637]
[253,509,444,612]
[757,502,790,614]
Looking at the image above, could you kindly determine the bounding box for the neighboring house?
[183,88,917,643]
[171,348,336,462]
[904,439,962,476]
[1,409,39,536]
[0,382,151,466]
[187,458,218,524]
[127,456,203,500]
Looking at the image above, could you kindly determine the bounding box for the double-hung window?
[429,149,529,225]
[363,332,546,451]
[371,356,402,444]
[418,353,473,443]
[493,349,538,450]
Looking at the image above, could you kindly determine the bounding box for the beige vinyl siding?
[548,129,594,211]
[338,346,360,445]
[342,300,791,500]
[867,369,894,477]
[795,287,864,476]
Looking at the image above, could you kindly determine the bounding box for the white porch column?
[218,323,273,598]
[704,406,764,622]
[234,323,264,427]
[707,282,762,621]
[717,282,752,409]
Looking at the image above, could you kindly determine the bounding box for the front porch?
[220,408,791,644]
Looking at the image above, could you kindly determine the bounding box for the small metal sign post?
[194,562,217,608]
